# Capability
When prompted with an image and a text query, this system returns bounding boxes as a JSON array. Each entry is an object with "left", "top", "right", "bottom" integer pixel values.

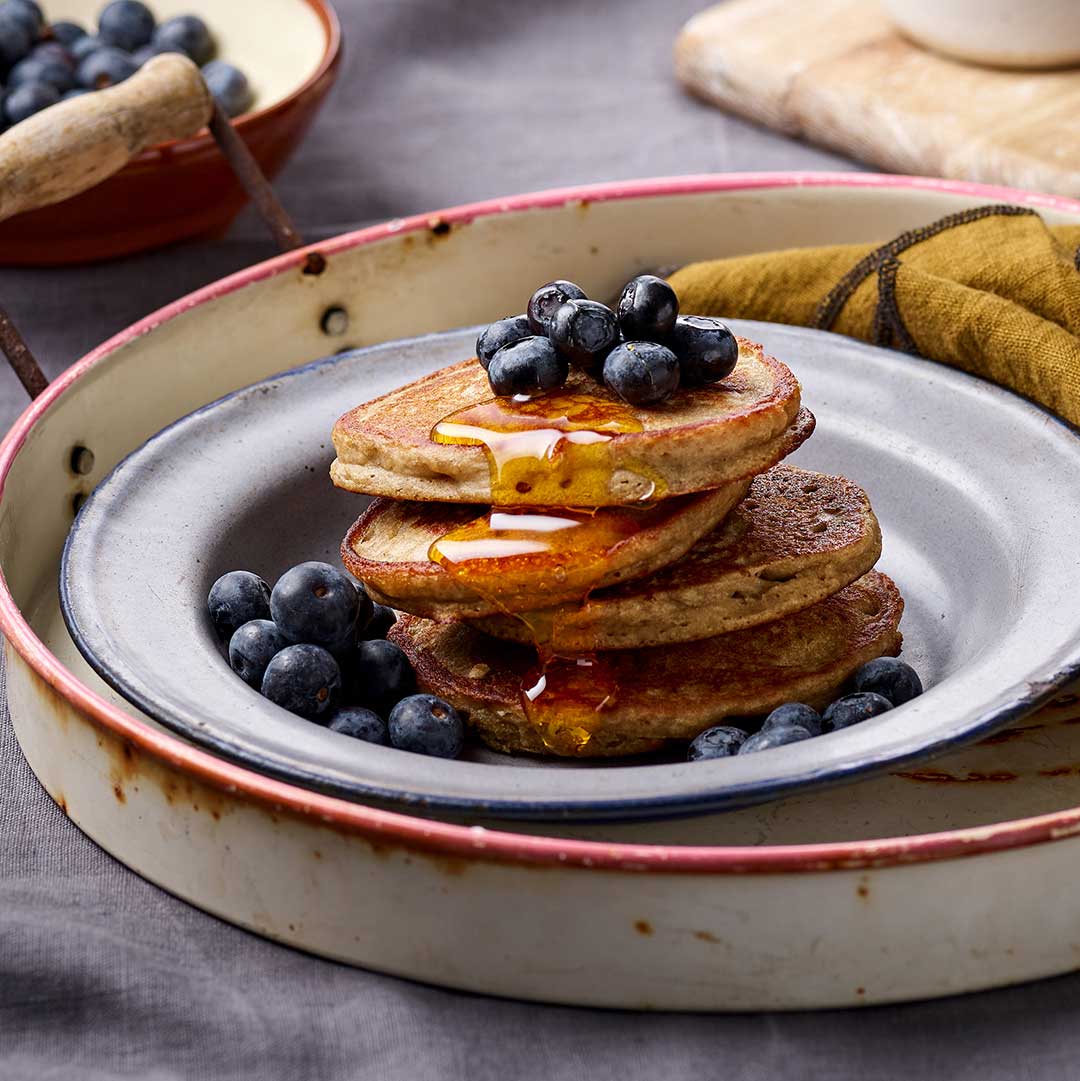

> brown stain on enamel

[
  {"left": 634, "top": 920, "right": 654, "bottom": 936},
  {"left": 857, "top": 876, "right": 871, "bottom": 900},
  {"left": 894, "top": 769, "right": 1019, "bottom": 783},
  {"left": 980, "top": 725, "right": 1044, "bottom": 745},
  {"left": 694, "top": 930, "right": 720, "bottom": 943}
]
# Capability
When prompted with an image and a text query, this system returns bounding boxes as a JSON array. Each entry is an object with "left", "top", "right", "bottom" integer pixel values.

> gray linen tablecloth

[{"left": 3, "top": 1, "right": 1079, "bottom": 1077}]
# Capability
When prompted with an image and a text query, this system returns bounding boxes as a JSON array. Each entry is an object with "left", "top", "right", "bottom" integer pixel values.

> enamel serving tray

[
  {"left": 58, "top": 323, "right": 1080, "bottom": 821},
  {"left": 5, "top": 173, "right": 1080, "bottom": 1009}
]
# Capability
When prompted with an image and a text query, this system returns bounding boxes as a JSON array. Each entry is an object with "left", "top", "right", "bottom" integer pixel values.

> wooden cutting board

[{"left": 675, "top": 0, "right": 1080, "bottom": 196}]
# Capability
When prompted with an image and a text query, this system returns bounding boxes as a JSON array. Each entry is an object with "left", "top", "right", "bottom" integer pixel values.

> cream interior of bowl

[{"left": 49, "top": 0, "right": 327, "bottom": 112}]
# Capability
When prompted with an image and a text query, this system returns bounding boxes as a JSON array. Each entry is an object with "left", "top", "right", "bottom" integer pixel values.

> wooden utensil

[{"left": 0, "top": 53, "right": 305, "bottom": 399}]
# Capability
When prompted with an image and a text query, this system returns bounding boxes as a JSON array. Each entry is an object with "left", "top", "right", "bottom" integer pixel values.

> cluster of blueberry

[
  {"left": 687, "top": 657, "right": 923, "bottom": 760},
  {"left": 0, "top": 0, "right": 251, "bottom": 129},
  {"left": 476, "top": 276, "right": 739, "bottom": 406},
  {"left": 208, "top": 563, "right": 465, "bottom": 760}
]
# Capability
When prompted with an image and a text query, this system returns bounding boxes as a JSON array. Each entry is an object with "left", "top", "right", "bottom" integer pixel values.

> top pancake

[{"left": 331, "top": 337, "right": 802, "bottom": 506}]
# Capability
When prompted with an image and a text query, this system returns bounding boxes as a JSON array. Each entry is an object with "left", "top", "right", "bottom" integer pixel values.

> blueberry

[
  {"left": 77, "top": 45, "right": 137, "bottom": 88},
  {"left": 98, "top": 0, "right": 155, "bottom": 51},
  {"left": 822, "top": 692, "right": 893, "bottom": 733},
  {"left": 207, "top": 570, "right": 272, "bottom": 642},
  {"left": 49, "top": 20, "right": 88, "bottom": 46},
  {"left": 761, "top": 702, "right": 823, "bottom": 737},
  {"left": 270, "top": 561, "right": 367, "bottom": 650},
  {"left": 487, "top": 336, "right": 568, "bottom": 397},
  {"left": 4, "top": 80, "right": 59, "bottom": 123},
  {"left": 0, "top": 14, "right": 34, "bottom": 72},
  {"left": 1, "top": 0, "right": 42, "bottom": 39},
  {"left": 34, "top": 41, "right": 75, "bottom": 65},
  {"left": 228, "top": 619, "right": 289, "bottom": 689},
  {"left": 131, "top": 42, "right": 163, "bottom": 65},
  {"left": 201, "top": 59, "right": 252, "bottom": 118},
  {"left": 670, "top": 315, "right": 739, "bottom": 386},
  {"left": 687, "top": 725, "right": 748, "bottom": 761},
  {"left": 363, "top": 603, "right": 397, "bottom": 641},
  {"left": 152, "top": 14, "right": 214, "bottom": 65},
  {"left": 526, "top": 279, "right": 587, "bottom": 336},
  {"left": 549, "top": 299, "right": 619, "bottom": 372},
  {"left": 388, "top": 694, "right": 465, "bottom": 759},
  {"left": 738, "top": 724, "right": 813, "bottom": 754},
  {"left": 70, "top": 34, "right": 104, "bottom": 62},
  {"left": 852, "top": 657, "right": 923, "bottom": 706},
  {"left": 344, "top": 639, "right": 416, "bottom": 715},
  {"left": 62, "top": 86, "right": 90, "bottom": 99},
  {"left": 616, "top": 274, "right": 679, "bottom": 340},
  {"left": 602, "top": 341, "right": 680, "bottom": 406},
  {"left": 261, "top": 644, "right": 342, "bottom": 721},
  {"left": 9, "top": 55, "right": 74, "bottom": 92},
  {"left": 328, "top": 705, "right": 389, "bottom": 746},
  {"left": 476, "top": 315, "right": 531, "bottom": 371}
]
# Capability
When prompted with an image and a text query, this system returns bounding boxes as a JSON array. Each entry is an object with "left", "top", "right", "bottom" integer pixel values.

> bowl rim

[
  {"left": 133, "top": 0, "right": 342, "bottom": 160},
  {"left": 4, "top": 169, "right": 1080, "bottom": 875}
]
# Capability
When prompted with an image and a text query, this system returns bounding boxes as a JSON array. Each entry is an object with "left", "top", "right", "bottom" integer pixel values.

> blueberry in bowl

[
  {"left": 97, "top": 0, "right": 155, "bottom": 51},
  {"left": 4, "top": 80, "right": 60, "bottom": 123},
  {"left": 687, "top": 725, "right": 748, "bottom": 761},
  {"left": 270, "top": 560, "right": 367, "bottom": 652},
  {"left": 388, "top": 694, "right": 465, "bottom": 759},
  {"left": 207, "top": 569, "right": 272, "bottom": 642},
  {"left": 822, "top": 692, "right": 893, "bottom": 733},
  {"left": 852, "top": 657, "right": 923, "bottom": 705},
  {"left": 228, "top": 618, "right": 289, "bottom": 688},
  {"left": 328, "top": 705, "right": 389, "bottom": 746},
  {"left": 261, "top": 643, "right": 342, "bottom": 721},
  {"left": 76, "top": 44, "right": 138, "bottom": 89},
  {"left": 201, "top": 59, "right": 252, "bottom": 118},
  {"left": 151, "top": 12, "right": 213, "bottom": 65}
]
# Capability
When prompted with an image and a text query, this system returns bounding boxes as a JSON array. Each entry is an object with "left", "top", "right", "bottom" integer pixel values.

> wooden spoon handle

[{"left": 0, "top": 53, "right": 213, "bottom": 225}]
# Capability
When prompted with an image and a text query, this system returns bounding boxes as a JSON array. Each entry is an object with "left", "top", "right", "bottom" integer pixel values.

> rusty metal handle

[{"left": 0, "top": 53, "right": 213, "bottom": 225}]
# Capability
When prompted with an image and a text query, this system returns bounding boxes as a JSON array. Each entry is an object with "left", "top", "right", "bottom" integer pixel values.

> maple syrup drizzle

[
  {"left": 431, "top": 391, "right": 645, "bottom": 507},
  {"left": 430, "top": 386, "right": 655, "bottom": 751},
  {"left": 521, "top": 654, "right": 620, "bottom": 754}
]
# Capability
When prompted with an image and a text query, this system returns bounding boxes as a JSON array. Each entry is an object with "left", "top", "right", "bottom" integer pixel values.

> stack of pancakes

[{"left": 330, "top": 337, "right": 903, "bottom": 757}]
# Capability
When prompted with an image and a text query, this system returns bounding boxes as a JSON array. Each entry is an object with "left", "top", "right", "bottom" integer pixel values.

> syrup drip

[
  {"left": 431, "top": 391, "right": 645, "bottom": 506},
  {"left": 428, "top": 503, "right": 676, "bottom": 604},
  {"left": 520, "top": 654, "right": 619, "bottom": 754},
  {"left": 430, "top": 385, "right": 656, "bottom": 751}
]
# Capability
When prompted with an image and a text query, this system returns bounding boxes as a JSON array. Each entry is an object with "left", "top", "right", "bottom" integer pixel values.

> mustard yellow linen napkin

[{"left": 668, "top": 205, "right": 1080, "bottom": 428}]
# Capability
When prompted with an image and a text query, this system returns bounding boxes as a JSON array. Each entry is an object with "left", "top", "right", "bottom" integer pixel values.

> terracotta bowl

[{"left": 0, "top": 0, "right": 341, "bottom": 265}]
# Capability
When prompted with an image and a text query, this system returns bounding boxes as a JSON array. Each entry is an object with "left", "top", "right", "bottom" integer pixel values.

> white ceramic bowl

[{"left": 881, "top": 0, "right": 1080, "bottom": 69}]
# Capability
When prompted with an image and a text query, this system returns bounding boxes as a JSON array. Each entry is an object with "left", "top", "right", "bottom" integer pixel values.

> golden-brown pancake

[
  {"left": 331, "top": 338, "right": 805, "bottom": 506},
  {"left": 388, "top": 571, "right": 904, "bottom": 758},
  {"left": 341, "top": 480, "right": 750, "bottom": 619},
  {"left": 473, "top": 466, "right": 882, "bottom": 650}
]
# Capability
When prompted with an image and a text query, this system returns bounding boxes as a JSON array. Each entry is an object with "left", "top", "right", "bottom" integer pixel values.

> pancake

[
  {"left": 473, "top": 466, "right": 883, "bottom": 650},
  {"left": 389, "top": 571, "right": 904, "bottom": 758},
  {"left": 341, "top": 480, "right": 750, "bottom": 619},
  {"left": 331, "top": 337, "right": 804, "bottom": 506}
]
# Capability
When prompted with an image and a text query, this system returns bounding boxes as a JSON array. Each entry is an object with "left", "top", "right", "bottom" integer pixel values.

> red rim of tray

[{"left": 3, "top": 170, "right": 1080, "bottom": 875}]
